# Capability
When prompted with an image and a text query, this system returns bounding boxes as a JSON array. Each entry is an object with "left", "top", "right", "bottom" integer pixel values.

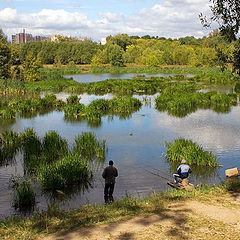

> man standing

[
  {"left": 173, "top": 158, "right": 192, "bottom": 184},
  {"left": 102, "top": 160, "right": 118, "bottom": 203}
]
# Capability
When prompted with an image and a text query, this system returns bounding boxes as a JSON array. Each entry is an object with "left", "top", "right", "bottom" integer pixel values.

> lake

[
  {"left": 0, "top": 92, "right": 240, "bottom": 219},
  {"left": 64, "top": 73, "right": 195, "bottom": 83}
]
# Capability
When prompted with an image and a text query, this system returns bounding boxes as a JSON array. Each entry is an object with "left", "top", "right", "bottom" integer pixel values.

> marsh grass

[
  {"left": 0, "top": 108, "right": 16, "bottom": 119},
  {"left": 166, "top": 138, "right": 221, "bottom": 167},
  {"left": 73, "top": 132, "right": 106, "bottom": 160},
  {"left": 64, "top": 96, "right": 142, "bottom": 122},
  {"left": 41, "top": 131, "right": 69, "bottom": 163},
  {"left": 64, "top": 103, "right": 86, "bottom": 118},
  {"left": 12, "top": 177, "right": 36, "bottom": 209},
  {"left": 66, "top": 95, "right": 80, "bottom": 105},
  {"left": 21, "top": 129, "right": 42, "bottom": 173},
  {"left": 155, "top": 91, "right": 237, "bottom": 118},
  {"left": 0, "top": 131, "right": 21, "bottom": 165},
  {"left": 39, "top": 154, "right": 93, "bottom": 191}
]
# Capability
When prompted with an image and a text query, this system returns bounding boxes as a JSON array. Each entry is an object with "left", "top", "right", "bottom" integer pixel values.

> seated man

[{"left": 173, "top": 158, "right": 192, "bottom": 184}]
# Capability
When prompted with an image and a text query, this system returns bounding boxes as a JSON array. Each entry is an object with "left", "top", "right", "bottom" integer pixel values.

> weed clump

[
  {"left": 73, "top": 132, "right": 106, "bottom": 160},
  {"left": 12, "top": 177, "right": 36, "bottom": 209},
  {"left": 39, "top": 154, "right": 93, "bottom": 191},
  {"left": 166, "top": 138, "right": 221, "bottom": 167}
]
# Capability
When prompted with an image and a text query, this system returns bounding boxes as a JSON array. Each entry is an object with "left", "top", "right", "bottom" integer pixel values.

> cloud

[{"left": 0, "top": 0, "right": 214, "bottom": 40}]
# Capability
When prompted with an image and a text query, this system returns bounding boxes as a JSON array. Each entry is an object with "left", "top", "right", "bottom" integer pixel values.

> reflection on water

[
  {"left": 0, "top": 92, "right": 240, "bottom": 218},
  {"left": 64, "top": 73, "right": 195, "bottom": 83}
]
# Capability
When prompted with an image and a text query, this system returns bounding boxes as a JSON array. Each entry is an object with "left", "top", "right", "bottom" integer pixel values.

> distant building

[
  {"left": 101, "top": 38, "right": 106, "bottom": 45},
  {"left": 12, "top": 29, "right": 47, "bottom": 44},
  {"left": 50, "top": 35, "right": 60, "bottom": 42}
]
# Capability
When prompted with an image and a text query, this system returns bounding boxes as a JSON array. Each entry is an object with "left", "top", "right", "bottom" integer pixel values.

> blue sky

[{"left": 0, "top": 0, "right": 214, "bottom": 41}]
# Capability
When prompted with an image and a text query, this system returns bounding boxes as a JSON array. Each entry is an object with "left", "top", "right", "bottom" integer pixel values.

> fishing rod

[{"left": 143, "top": 167, "right": 172, "bottom": 182}]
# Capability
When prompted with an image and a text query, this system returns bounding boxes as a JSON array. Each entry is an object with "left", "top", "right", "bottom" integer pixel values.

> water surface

[
  {"left": 0, "top": 93, "right": 240, "bottom": 219},
  {"left": 64, "top": 73, "right": 195, "bottom": 83}
]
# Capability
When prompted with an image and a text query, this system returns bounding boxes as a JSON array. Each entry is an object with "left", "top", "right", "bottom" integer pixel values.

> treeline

[
  {"left": 92, "top": 31, "right": 238, "bottom": 69},
  {"left": 1, "top": 29, "right": 240, "bottom": 82},
  {"left": 11, "top": 41, "right": 101, "bottom": 65},
  {"left": 12, "top": 31, "right": 239, "bottom": 70}
]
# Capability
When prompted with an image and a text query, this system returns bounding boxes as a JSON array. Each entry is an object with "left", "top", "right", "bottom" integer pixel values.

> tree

[
  {"left": 209, "top": 0, "right": 240, "bottom": 42},
  {"left": 0, "top": 42, "right": 11, "bottom": 79},
  {"left": 106, "top": 34, "right": 133, "bottom": 51},
  {"left": 0, "top": 29, "right": 11, "bottom": 79},
  {"left": 108, "top": 44, "right": 124, "bottom": 67},
  {"left": 233, "top": 40, "right": 240, "bottom": 75},
  {"left": 23, "top": 52, "right": 42, "bottom": 82}
]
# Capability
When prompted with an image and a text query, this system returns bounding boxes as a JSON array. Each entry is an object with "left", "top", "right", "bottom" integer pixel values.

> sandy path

[{"left": 42, "top": 199, "right": 240, "bottom": 240}]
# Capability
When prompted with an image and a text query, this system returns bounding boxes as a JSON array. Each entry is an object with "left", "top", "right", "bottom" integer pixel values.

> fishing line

[{"left": 142, "top": 168, "right": 172, "bottom": 182}]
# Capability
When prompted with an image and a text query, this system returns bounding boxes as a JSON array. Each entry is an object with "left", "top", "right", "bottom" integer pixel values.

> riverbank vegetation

[
  {"left": 0, "top": 180, "right": 239, "bottom": 240},
  {"left": 0, "top": 129, "right": 106, "bottom": 208},
  {"left": 166, "top": 138, "right": 221, "bottom": 167},
  {"left": 155, "top": 91, "right": 237, "bottom": 117}
]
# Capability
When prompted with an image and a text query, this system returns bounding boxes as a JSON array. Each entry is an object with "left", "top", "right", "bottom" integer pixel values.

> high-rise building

[{"left": 12, "top": 29, "right": 46, "bottom": 44}]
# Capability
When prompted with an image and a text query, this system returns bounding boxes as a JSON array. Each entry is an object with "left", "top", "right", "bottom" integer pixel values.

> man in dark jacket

[
  {"left": 173, "top": 158, "right": 192, "bottom": 183},
  {"left": 102, "top": 160, "right": 118, "bottom": 203}
]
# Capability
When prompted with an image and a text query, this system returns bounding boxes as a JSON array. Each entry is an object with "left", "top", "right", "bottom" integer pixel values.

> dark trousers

[{"left": 104, "top": 183, "right": 115, "bottom": 197}]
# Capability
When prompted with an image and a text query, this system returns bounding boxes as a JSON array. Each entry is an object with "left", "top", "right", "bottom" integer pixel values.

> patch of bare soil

[{"left": 42, "top": 197, "right": 240, "bottom": 240}]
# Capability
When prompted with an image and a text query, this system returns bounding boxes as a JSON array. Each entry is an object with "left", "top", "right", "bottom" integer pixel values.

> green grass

[
  {"left": 166, "top": 138, "right": 221, "bottom": 167},
  {"left": 0, "top": 181, "right": 239, "bottom": 240},
  {"left": 64, "top": 96, "right": 142, "bottom": 122},
  {"left": 41, "top": 131, "right": 69, "bottom": 164},
  {"left": 12, "top": 177, "right": 36, "bottom": 209},
  {"left": 73, "top": 132, "right": 106, "bottom": 160},
  {"left": 39, "top": 154, "right": 93, "bottom": 191},
  {"left": 155, "top": 91, "right": 237, "bottom": 118}
]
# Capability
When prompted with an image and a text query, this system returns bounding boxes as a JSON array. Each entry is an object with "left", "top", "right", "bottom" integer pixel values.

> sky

[{"left": 0, "top": 0, "right": 216, "bottom": 41}]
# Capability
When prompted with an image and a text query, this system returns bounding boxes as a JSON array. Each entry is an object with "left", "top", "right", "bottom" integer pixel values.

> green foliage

[
  {"left": 22, "top": 52, "right": 42, "bottom": 82},
  {"left": 20, "top": 41, "right": 100, "bottom": 65},
  {"left": 109, "top": 96, "right": 142, "bottom": 114},
  {"left": 39, "top": 154, "right": 92, "bottom": 191},
  {"left": 64, "top": 103, "right": 86, "bottom": 118},
  {"left": 41, "top": 131, "right": 69, "bottom": 163},
  {"left": 209, "top": 0, "right": 239, "bottom": 41},
  {"left": 210, "top": 93, "right": 232, "bottom": 105},
  {"left": 73, "top": 132, "right": 106, "bottom": 160},
  {"left": 12, "top": 177, "right": 35, "bottom": 209},
  {"left": 234, "top": 82, "right": 240, "bottom": 93},
  {"left": 0, "top": 107, "right": 16, "bottom": 119},
  {"left": 166, "top": 138, "right": 221, "bottom": 167},
  {"left": 21, "top": 129, "right": 41, "bottom": 172},
  {"left": 0, "top": 41, "right": 11, "bottom": 79},
  {"left": 66, "top": 95, "right": 80, "bottom": 105},
  {"left": 106, "top": 34, "right": 133, "bottom": 51},
  {"left": 64, "top": 97, "right": 142, "bottom": 122},
  {"left": 155, "top": 90, "right": 236, "bottom": 118},
  {"left": 0, "top": 130, "right": 21, "bottom": 164},
  {"left": 107, "top": 44, "right": 124, "bottom": 67},
  {"left": 232, "top": 40, "right": 240, "bottom": 75}
]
